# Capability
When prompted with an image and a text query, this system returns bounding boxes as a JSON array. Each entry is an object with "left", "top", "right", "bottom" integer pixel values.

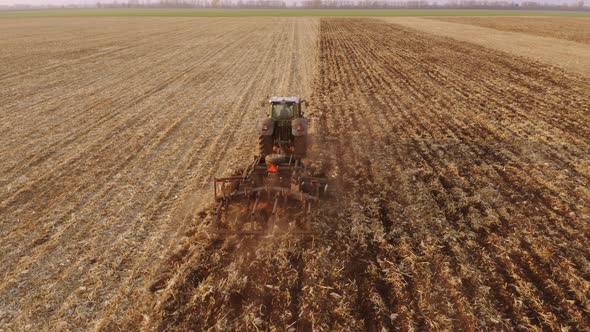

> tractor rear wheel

[
  {"left": 294, "top": 136, "right": 306, "bottom": 158},
  {"left": 259, "top": 135, "right": 273, "bottom": 157}
]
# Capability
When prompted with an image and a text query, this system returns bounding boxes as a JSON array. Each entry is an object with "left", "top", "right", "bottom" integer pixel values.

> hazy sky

[{"left": 0, "top": 0, "right": 105, "bottom": 5}]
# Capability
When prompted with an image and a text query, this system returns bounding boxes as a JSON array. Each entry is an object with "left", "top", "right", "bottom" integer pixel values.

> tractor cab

[
  {"left": 258, "top": 96, "right": 308, "bottom": 158},
  {"left": 268, "top": 96, "right": 302, "bottom": 121}
]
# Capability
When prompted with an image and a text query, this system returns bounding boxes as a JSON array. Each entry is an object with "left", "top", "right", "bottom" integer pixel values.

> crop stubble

[
  {"left": 0, "top": 17, "right": 589, "bottom": 331},
  {"left": 432, "top": 16, "right": 590, "bottom": 44},
  {"left": 0, "top": 17, "right": 317, "bottom": 331}
]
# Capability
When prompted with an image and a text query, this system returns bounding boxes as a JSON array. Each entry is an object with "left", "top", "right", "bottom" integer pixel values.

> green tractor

[
  {"left": 257, "top": 96, "right": 307, "bottom": 159},
  {"left": 210, "top": 96, "right": 327, "bottom": 235}
]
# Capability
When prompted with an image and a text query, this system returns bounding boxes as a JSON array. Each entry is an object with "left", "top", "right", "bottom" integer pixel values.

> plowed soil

[
  {"left": 303, "top": 18, "right": 590, "bottom": 331},
  {"left": 1, "top": 17, "right": 589, "bottom": 331}
]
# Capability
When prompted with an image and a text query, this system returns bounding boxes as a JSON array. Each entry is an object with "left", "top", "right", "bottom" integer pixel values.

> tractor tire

[
  {"left": 259, "top": 135, "right": 273, "bottom": 157},
  {"left": 294, "top": 136, "right": 307, "bottom": 158}
]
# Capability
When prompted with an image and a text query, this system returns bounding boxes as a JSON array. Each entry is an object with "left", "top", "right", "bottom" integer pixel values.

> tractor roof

[{"left": 269, "top": 96, "right": 300, "bottom": 103}]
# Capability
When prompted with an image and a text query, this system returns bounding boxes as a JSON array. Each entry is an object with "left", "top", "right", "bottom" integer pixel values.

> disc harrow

[{"left": 211, "top": 154, "right": 327, "bottom": 236}]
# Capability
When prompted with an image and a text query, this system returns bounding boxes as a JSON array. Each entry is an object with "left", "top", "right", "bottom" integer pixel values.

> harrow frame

[{"left": 210, "top": 155, "right": 327, "bottom": 236}]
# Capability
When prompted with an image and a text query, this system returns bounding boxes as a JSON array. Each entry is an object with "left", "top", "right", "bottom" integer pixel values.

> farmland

[
  {"left": 1, "top": 15, "right": 590, "bottom": 331},
  {"left": 434, "top": 16, "right": 590, "bottom": 44}
]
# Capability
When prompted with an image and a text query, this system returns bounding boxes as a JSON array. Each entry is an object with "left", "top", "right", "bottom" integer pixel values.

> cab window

[{"left": 272, "top": 103, "right": 294, "bottom": 119}]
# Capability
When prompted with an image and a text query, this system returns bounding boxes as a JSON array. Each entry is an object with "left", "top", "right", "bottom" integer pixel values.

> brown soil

[{"left": 302, "top": 18, "right": 590, "bottom": 331}]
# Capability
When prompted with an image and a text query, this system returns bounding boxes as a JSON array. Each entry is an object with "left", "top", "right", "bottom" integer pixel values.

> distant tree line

[
  {"left": 1, "top": 0, "right": 586, "bottom": 9},
  {"left": 3, "top": 0, "right": 584, "bottom": 9},
  {"left": 94, "top": 0, "right": 587, "bottom": 8},
  {"left": 97, "top": 0, "right": 288, "bottom": 7}
]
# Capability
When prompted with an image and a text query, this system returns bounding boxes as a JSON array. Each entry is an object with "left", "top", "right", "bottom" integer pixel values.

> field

[
  {"left": 434, "top": 16, "right": 590, "bottom": 44},
  {"left": 0, "top": 15, "right": 589, "bottom": 331}
]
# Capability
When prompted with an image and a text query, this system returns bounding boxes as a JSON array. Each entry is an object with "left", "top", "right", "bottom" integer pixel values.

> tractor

[
  {"left": 210, "top": 96, "right": 327, "bottom": 235},
  {"left": 258, "top": 96, "right": 308, "bottom": 159}
]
